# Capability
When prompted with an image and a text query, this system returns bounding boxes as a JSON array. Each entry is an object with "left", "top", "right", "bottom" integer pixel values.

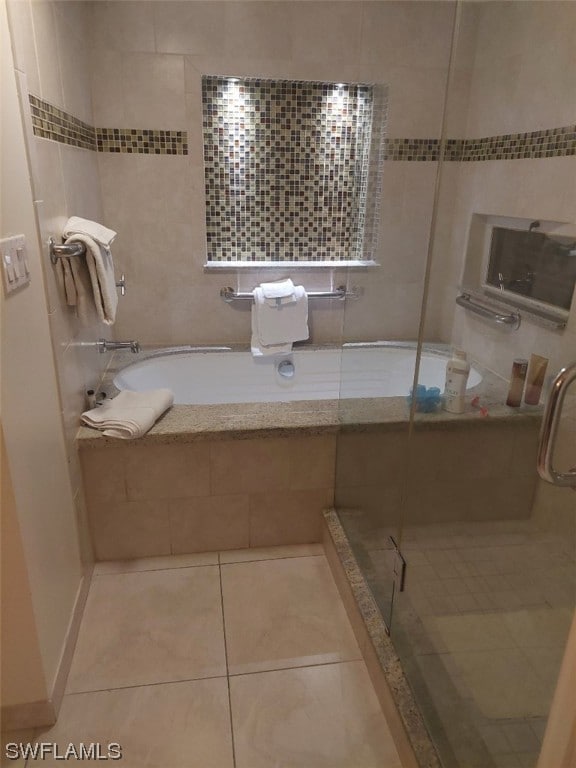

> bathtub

[{"left": 113, "top": 343, "right": 482, "bottom": 406}]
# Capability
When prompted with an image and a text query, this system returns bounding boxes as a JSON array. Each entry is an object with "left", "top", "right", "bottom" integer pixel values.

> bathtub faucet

[{"left": 98, "top": 338, "right": 141, "bottom": 354}]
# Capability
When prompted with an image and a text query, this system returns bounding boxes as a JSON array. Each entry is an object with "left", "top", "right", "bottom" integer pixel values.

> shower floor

[{"left": 339, "top": 512, "right": 575, "bottom": 768}]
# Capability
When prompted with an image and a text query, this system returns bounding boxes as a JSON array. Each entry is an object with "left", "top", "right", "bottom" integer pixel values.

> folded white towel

[
  {"left": 251, "top": 284, "right": 309, "bottom": 356},
  {"left": 64, "top": 232, "right": 118, "bottom": 325},
  {"left": 63, "top": 216, "right": 117, "bottom": 247},
  {"left": 260, "top": 279, "right": 295, "bottom": 299},
  {"left": 260, "top": 278, "right": 296, "bottom": 306},
  {"left": 81, "top": 389, "right": 174, "bottom": 439}
]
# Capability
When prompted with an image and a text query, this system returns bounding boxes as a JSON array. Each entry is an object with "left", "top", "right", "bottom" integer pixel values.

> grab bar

[
  {"left": 456, "top": 293, "right": 521, "bottom": 329},
  {"left": 49, "top": 237, "right": 127, "bottom": 294},
  {"left": 220, "top": 285, "right": 353, "bottom": 303},
  {"left": 537, "top": 361, "right": 576, "bottom": 487}
]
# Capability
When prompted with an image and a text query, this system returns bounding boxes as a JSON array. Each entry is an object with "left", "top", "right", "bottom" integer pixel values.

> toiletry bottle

[
  {"left": 506, "top": 358, "right": 528, "bottom": 407},
  {"left": 524, "top": 354, "right": 549, "bottom": 405},
  {"left": 443, "top": 349, "right": 470, "bottom": 414}
]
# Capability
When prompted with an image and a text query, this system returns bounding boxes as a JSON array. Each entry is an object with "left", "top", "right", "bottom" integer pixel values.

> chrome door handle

[{"left": 537, "top": 362, "right": 576, "bottom": 487}]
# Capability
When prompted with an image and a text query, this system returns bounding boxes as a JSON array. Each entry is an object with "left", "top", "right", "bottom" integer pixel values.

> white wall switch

[{"left": 1, "top": 235, "right": 31, "bottom": 294}]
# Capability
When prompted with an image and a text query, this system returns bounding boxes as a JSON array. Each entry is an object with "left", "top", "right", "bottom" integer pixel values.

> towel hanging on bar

[{"left": 61, "top": 217, "right": 119, "bottom": 325}]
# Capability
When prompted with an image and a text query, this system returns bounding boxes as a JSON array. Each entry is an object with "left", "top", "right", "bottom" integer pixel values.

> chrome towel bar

[
  {"left": 456, "top": 293, "right": 521, "bottom": 329},
  {"left": 220, "top": 285, "right": 353, "bottom": 303},
  {"left": 48, "top": 237, "right": 126, "bottom": 294},
  {"left": 49, "top": 237, "right": 85, "bottom": 264}
]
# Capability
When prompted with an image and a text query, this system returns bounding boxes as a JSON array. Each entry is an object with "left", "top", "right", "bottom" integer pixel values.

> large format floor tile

[
  {"left": 221, "top": 555, "right": 361, "bottom": 675},
  {"left": 33, "top": 679, "right": 234, "bottom": 768},
  {"left": 230, "top": 661, "right": 402, "bottom": 768},
  {"left": 67, "top": 566, "right": 226, "bottom": 692}
]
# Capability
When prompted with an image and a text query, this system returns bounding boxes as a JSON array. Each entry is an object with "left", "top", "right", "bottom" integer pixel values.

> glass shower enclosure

[{"left": 335, "top": 2, "right": 576, "bottom": 767}]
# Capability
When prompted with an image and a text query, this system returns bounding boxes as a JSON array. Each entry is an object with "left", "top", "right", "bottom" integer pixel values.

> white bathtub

[{"left": 113, "top": 344, "right": 482, "bottom": 406}]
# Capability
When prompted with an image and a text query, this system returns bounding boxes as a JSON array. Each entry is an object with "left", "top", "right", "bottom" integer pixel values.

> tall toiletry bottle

[{"left": 443, "top": 349, "right": 470, "bottom": 414}]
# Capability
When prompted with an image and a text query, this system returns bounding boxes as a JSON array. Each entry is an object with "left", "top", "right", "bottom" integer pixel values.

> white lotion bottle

[{"left": 443, "top": 349, "right": 470, "bottom": 414}]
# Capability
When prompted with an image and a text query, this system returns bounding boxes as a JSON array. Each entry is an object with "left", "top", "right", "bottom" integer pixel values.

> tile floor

[
  {"left": 2, "top": 544, "right": 403, "bottom": 768},
  {"left": 340, "top": 512, "right": 575, "bottom": 768}
]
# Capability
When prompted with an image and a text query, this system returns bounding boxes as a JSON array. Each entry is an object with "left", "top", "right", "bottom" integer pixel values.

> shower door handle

[{"left": 537, "top": 361, "right": 576, "bottom": 487}]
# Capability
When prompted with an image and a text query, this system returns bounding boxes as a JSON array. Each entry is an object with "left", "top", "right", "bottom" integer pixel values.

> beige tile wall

[
  {"left": 90, "top": 0, "right": 456, "bottom": 346},
  {"left": 335, "top": 421, "right": 540, "bottom": 527},
  {"left": 426, "top": 1, "right": 576, "bottom": 380},
  {"left": 80, "top": 435, "right": 337, "bottom": 560}
]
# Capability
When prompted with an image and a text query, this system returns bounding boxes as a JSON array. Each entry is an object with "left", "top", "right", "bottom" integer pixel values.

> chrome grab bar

[
  {"left": 537, "top": 361, "right": 576, "bottom": 487},
  {"left": 220, "top": 285, "right": 353, "bottom": 303},
  {"left": 456, "top": 293, "right": 521, "bottom": 329}
]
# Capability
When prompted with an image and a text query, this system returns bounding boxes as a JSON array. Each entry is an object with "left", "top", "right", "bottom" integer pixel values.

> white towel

[
  {"left": 251, "top": 284, "right": 309, "bottom": 357},
  {"left": 260, "top": 279, "right": 295, "bottom": 299},
  {"left": 260, "top": 278, "right": 296, "bottom": 306},
  {"left": 58, "top": 253, "right": 96, "bottom": 324},
  {"left": 63, "top": 216, "right": 117, "bottom": 247},
  {"left": 63, "top": 232, "right": 118, "bottom": 325},
  {"left": 81, "top": 389, "right": 174, "bottom": 440}
]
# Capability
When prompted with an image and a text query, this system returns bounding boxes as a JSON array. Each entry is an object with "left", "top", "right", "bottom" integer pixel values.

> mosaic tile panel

[
  {"left": 96, "top": 128, "right": 188, "bottom": 155},
  {"left": 29, "top": 94, "right": 96, "bottom": 151},
  {"left": 202, "top": 76, "right": 385, "bottom": 263}
]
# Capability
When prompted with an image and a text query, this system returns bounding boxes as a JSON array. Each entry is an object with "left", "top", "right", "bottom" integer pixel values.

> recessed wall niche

[{"left": 201, "top": 75, "right": 387, "bottom": 265}]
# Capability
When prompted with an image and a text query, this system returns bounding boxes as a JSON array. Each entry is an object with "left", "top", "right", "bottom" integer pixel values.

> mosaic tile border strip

[
  {"left": 323, "top": 509, "right": 441, "bottom": 768},
  {"left": 28, "top": 95, "right": 188, "bottom": 155},
  {"left": 383, "top": 125, "right": 575, "bottom": 162},
  {"left": 29, "top": 94, "right": 96, "bottom": 151},
  {"left": 96, "top": 128, "right": 188, "bottom": 155},
  {"left": 449, "top": 124, "right": 575, "bottom": 161},
  {"left": 383, "top": 138, "right": 440, "bottom": 162}
]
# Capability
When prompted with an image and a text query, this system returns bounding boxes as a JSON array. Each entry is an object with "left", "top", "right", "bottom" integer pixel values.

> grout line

[
  {"left": 227, "top": 657, "right": 365, "bottom": 679},
  {"left": 93, "top": 561, "right": 220, "bottom": 576},
  {"left": 219, "top": 552, "right": 324, "bottom": 567},
  {"left": 218, "top": 557, "right": 237, "bottom": 768},
  {"left": 65, "top": 673, "right": 229, "bottom": 697}
]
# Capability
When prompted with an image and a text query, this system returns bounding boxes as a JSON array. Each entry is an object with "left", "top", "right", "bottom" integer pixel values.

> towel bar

[
  {"left": 49, "top": 237, "right": 86, "bottom": 264},
  {"left": 220, "top": 285, "right": 353, "bottom": 303},
  {"left": 48, "top": 237, "right": 126, "bottom": 294}
]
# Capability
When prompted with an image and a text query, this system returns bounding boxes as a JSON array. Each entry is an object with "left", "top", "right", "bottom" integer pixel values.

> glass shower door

[{"left": 335, "top": 1, "right": 576, "bottom": 766}]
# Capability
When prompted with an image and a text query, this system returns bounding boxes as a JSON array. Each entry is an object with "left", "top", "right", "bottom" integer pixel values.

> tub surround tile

[
  {"left": 89, "top": 499, "right": 171, "bottom": 562},
  {"left": 248, "top": 488, "right": 333, "bottom": 548},
  {"left": 169, "top": 495, "right": 250, "bottom": 554},
  {"left": 124, "top": 443, "right": 210, "bottom": 501},
  {"left": 210, "top": 438, "right": 292, "bottom": 496},
  {"left": 221, "top": 555, "right": 361, "bottom": 676},
  {"left": 34, "top": 679, "right": 233, "bottom": 768},
  {"left": 230, "top": 662, "right": 402, "bottom": 768},
  {"left": 67, "top": 566, "right": 226, "bottom": 693}
]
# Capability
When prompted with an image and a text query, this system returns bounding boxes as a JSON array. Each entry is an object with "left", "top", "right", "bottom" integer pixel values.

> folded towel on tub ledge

[
  {"left": 81, "top": 389, "right": 174, "bottom": 439},
  {"left": 251, "top": 284, "right": 309, "bottom": 357}
]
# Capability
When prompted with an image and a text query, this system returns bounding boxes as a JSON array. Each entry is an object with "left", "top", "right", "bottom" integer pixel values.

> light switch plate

[{"left": 1, "top": 235, "right": 30, "bottom": 294}]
